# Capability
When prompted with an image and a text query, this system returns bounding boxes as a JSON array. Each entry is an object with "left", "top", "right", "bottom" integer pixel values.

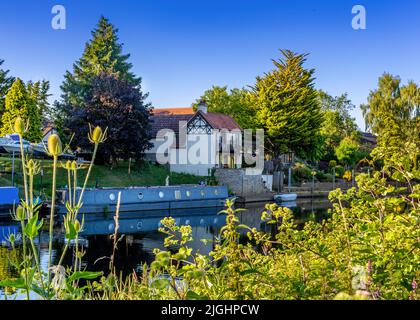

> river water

[{"left": 0, "top": 198, "right": 330, "bottom": 299}]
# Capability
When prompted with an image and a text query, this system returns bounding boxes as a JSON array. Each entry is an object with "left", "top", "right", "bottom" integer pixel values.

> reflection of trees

[{"left": 0, "top": 246, "right": 21, "bottom": 282}]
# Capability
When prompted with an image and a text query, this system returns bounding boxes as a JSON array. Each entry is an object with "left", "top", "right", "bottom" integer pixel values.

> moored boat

[
  {"left": 0, "top": 187, "right": 20, "bottom": 215},
  {"left": 273, "top": 193, "right": 298, "bottom": 202},
  {"left": 54, "top": 185, "right": 230, "bottom": 214}
]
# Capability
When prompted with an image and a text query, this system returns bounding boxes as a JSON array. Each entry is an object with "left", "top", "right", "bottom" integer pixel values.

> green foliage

[
  {"left": 57, "top": 16, "right": 141, "bottom": 132},
  {"left": 0, "top": 59, "right": 15, "bottom": 120},
  {"left": 0, "top": 78, "right": 42, "bottom": 142},
  {"left": 360, "top": 74, "right": 419, "bottom": 165},
  {"left": 27, "top": 80, "right": 51, "bottom": 124},
  {"left": 66, "top": 73, "right": 152, "bottom": 164},
  {"left": 318, "top": 90, "right": 359, "bottom": 161},
  {"left": 252, "top": 50, "right": 324, "bottom": 160},
  {"left": 335, "top": 137, "right": 363, "bottom": 168},
  {"left": 192, "top": 86, "right": 257, "bottom": 129}
]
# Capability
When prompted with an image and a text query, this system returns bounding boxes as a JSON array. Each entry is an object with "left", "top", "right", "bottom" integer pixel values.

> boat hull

[{"left": 55, "top": 185, "right": 229, "bottom": 214}]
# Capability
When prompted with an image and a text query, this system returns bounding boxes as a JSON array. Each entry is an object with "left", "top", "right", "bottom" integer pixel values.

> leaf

[
  {"left": 151, "top": 278, "right": 170, "bottom": 290},
  {"left": 0, "top": 278, "right": 26, "bottom": 289},
  {"left": 186, "top": 290, "right": 210, "bottom": 300},
  {"left": 67, "top": 271, "right": 103, "bottom": 283}
]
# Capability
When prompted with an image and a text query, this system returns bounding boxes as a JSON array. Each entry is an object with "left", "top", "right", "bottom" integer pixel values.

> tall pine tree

[
  {"left": 0, "top": 59, "right": 15, "bottom": 121},
  {"left": 252, "top": 50, "right": 323, "bottom": 160},
  {"left": 58, "top": 17, "right": 140, "bottom": 114},
  {"left": 0, "top": 78, "right": 42, "bottom": 142}
]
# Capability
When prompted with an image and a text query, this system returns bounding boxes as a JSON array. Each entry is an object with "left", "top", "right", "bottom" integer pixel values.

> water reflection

[{"left": 0, "top": 198, "right": 331, "bottom": 298}]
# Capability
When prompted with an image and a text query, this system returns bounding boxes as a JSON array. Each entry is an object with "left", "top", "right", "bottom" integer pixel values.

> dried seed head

[
  {"left": 71, "top": 160, "right": 78, "bottom": 171},
  {"left": 47, "top": 134, "right": 63, "bottom": 157}
]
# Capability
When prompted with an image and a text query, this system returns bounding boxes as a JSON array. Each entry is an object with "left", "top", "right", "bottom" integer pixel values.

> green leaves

[{"left": 23, "top": 212, "right": 43, "bottom": 239}]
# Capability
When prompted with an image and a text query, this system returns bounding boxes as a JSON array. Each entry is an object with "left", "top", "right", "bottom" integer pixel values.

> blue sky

[{"left": 0, "top": 0, "right": 419, "bottom": 129}]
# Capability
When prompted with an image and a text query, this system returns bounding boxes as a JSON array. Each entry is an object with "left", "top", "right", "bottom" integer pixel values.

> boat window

[
  {"left": 186, "top": 191, "right": 191, "bottom": 197},
  {"left": 159, "top": 191, "right": 165, "bottom": 198},
  {"left": 175, "top": 190, "right": 181, "bottom": 200},
  {"left": 214, "top": 189, "right": 219, "bottom": 195},
  {"left": 109, "top": 193, "right": 116, "bottom": 201},
  {"left": 201, "top": 190, "right": 205, "bottom": 197},
  {"left": 138, "top": 192, "right": 144, "bottom": 200}
]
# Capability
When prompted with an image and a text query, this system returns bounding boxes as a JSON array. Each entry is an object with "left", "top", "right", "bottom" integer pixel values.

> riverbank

[{"left": 0, "top": 157, "right": 201, "bottom": 198}]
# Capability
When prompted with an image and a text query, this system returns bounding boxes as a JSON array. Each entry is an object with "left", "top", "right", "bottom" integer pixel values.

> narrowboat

[
  {"left": 0, "top": 187, "right": 19, "bottom": 217},
  {"left": 55, "top": 185, "right": 230, "bottom": 215}
]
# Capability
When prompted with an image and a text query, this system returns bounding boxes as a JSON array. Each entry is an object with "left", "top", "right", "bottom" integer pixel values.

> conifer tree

[
  {"left": 0, "top": 78, "right": 42, "bottom": 142},
  {"left": 0, "top": 59, "right": 15, "bottom": 119},
  {"left": 252, "top": 50, "right": 323, "bottom": 160},
  {"left": 58, "top": 17, "right": 140, "bottom": 115}
]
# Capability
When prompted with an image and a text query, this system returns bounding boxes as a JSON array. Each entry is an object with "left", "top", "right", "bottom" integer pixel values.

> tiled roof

[
  {"left": 150, "top": 108, "right": 242, "bottom": 139},
  {"left": 150, "top": 114, "right": 192, "bottom": 137},
  {"left": 153, "top": 107, "right": 194, "bottom": 115},
  {"left": 199, "top": 111, "right": 242, "bottom": 131}
]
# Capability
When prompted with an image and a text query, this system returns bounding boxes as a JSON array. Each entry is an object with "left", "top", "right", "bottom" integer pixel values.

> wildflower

[
  {"left": 88, "top": 124, "right": 108, "bottom": 144},
  {"left": 46, "top": 134, "right": 63, "bottom": 157},
  {"left": 13, "top": 117, "right": 27, "bottom": 135},
  {"left": 15, "top": 205, "right": 26, "bottom": 221}
]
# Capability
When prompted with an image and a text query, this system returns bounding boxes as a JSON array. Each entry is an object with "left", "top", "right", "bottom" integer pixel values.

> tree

[
  {"left": 192, "top": 86, "right": 257, "bottom": 129},
  {"left": 66, "top": 73, "right": 152, "bottom": 165},
  {"left": 57, "top": 16, "right": 140, "bottom": 130},
  {"left": 0, "top": 59, "right": 14, "bottom": 121},
  {"left": 361, "top": 73, "right": 419, "bottom": 134},
  {"left": 318, "top": 90, "right": 359, "bottom": 161},
  {"left": 335, "top": 137, "right": 362, "bottom": 168},
  {"left": 360, "top": 73, "right": 419, "bottom": 164},
  {"left": 0, "top": 78, "right": 42, "bottom": 142},
  {"left": 27, "top": 80, "right": 51, "bottom": 124},
  {"left": 252, "top": 50, "right": 323, "bottom": 160}
]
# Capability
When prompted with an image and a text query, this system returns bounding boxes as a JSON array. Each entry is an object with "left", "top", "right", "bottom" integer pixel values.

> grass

[{"left": 0, "top": 156, "right": 201, "bottom": 199}]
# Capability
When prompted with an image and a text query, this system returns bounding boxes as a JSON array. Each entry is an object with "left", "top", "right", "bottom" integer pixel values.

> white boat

[
  {"left": 29, "top": 142, "right": 47, "bottom": 156},
  {"left": 274, "top": 193, "right": 298, "bottom": 202},
  {"left": 0, "top": 134, "right": 30, "bottom": 154}
]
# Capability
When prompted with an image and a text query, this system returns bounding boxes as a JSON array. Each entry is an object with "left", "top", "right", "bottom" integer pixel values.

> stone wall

[{"left": 214, "top": 168, "right": 270, "bottom": 197}]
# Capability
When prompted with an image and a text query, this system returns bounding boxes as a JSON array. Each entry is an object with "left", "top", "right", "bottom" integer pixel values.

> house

[
  {"left": 42, "top": 125, "right": 58, "bottom": 144},
  {"left": 146, "top": 101, "right": 243, "bottom": 176}
]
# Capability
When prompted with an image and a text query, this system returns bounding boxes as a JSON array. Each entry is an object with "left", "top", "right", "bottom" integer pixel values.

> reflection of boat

[
  {"left": 55, "top": 185, "right": 229, "bottom": 214},
  {"left": 0, "top": 224, "right": 20, "bottom": 244},
  {"left": 77, "top": 208, "right": 225, "bottom": 236},
  {"left": 274, "top": 193, "right": 298, "bottom": 202}
]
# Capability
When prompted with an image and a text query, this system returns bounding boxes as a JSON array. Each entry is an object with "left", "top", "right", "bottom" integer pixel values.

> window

[
  {"left": 138, "top": 193, "right": 144, "bottom": 200},
  {"left": 186, "top": 191, "right": 191, "bottom": 197},
  {"left": 109, "top": 193, "right": 116, "bottom": 201},
  {"left": 175, "top": 190, "right": 181, "bottom": 200},
  {"left": 200, "top": 190, "right": 205, "bottom": 197},
  {"left": 159, "top": 191, "right": 165, "bottom": 198}
]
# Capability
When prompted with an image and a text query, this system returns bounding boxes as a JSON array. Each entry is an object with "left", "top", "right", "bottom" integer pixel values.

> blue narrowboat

[
  {"left": 0, "top": 187, "right": 20, "bottom": 217},
  {"left": 55, "top": 185, "right": 230, "bottom": 215}
]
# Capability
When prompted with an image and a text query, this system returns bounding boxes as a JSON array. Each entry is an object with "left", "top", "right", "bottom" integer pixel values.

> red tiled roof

[
  {"left": 199, "top": 111, "right": 242, "bottom": 130},
  {"left": 153, "top": 107, "right": 194, "bottom": 115},
  {"left": 149, "top": 108, "right": 242, "bottom": 139},
  {"left": 150, "top": 114, "right": 192, "bottom": 137}
]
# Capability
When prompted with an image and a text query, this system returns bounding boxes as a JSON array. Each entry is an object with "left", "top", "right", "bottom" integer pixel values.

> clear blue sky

[{"left": 0, "top": 0, "right": 419, "bottom": 129}]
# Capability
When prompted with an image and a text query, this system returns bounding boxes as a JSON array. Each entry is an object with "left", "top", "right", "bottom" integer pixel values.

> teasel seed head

[{"left": 47, "top": 134, "right": 63, "bottom": 157}]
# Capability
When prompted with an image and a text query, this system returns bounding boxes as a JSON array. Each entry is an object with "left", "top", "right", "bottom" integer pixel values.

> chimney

[{"left": 197, "top": 99, "right": 208, "bottom": 114}]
